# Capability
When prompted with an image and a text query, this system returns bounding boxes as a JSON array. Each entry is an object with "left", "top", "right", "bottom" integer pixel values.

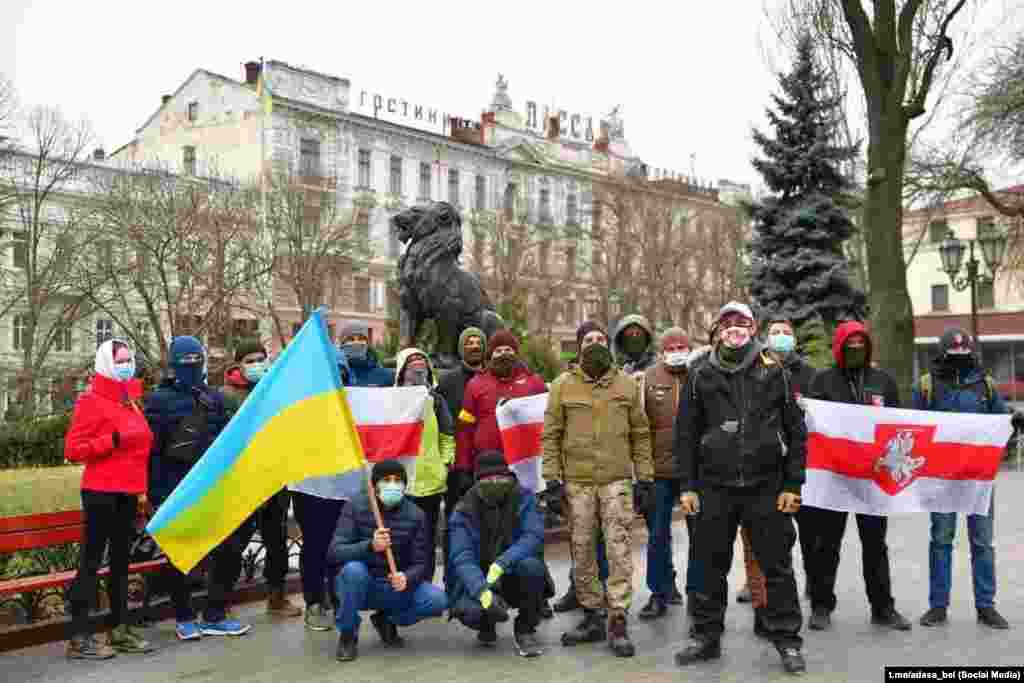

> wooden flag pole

[{"left": 365, "top": 464, "right": 399, "bottom": 576}]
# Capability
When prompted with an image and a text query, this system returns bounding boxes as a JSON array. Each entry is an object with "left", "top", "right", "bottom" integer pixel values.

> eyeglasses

[{"left": 720, "top": 317, "right": 753, "bottom": 329}]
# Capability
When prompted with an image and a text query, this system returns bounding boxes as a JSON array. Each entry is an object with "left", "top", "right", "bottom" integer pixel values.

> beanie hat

[
  {"left": 475, "top": 450, "right": 512, "bottom": 480},
  {"left": 234, "top": 338, "right": 266, "bottom": 362},
  {"left": 659, "top": 326, "right": 690, "bottom": 351},
  {"left": 576, "top": 320, "right": 608, "bottom": 350},
  {"left": 339, "top": 321, "right": 370, "bottom": 342},
  {"left": 487, "top": 329, "right": 519, "bottom": 358},
  {"left": 459, "top": 327, "right": 487, "bottom": 359},
  {"left": 371, "top": 460, "right": 407, "bottom": 486},
  {"left": 717, "top": 301, "right": 754, "bottom": 324}
]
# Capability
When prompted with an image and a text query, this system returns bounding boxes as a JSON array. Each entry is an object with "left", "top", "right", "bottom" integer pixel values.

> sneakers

[
  {"left": 553, "top": 585, "right": 580, "bottom": 613},
  {"left": 199, "top": 617, "right": 251, "bottom": 636},
  {"left": 370, "top": 611, "right": 405, "bottom": 647},
  {"left": 477, "top": 621, "right": 498, "bottom": 647},
  {"left": 674, "top": 638, "right": 722, "bottom": 666},
  {"left": 638, "top": 596, "right": 668, "bottom": 621},
  {"left": 561, "top": 608, "right": 606, "bottom": 646},
  {"left": 736, "top": 583, "right": 752, "bottom": 603},
  {"left": 267, "top": 588, "right": 302, "bottom": 618},
  {"left": 305, "top": 603, "right": 334, "bottom": 632},
  {"left": 513, "top": 630, "right": 544, "bottom": 657},
  {"left": 66, "top": 634, "right": 116, "bottom": 660},
  {"left": 109, "top": 624, "right": 154, "bottom": 653},
  {"left": 808, "top": 607, "right": 831, "bottom": 631},
  {"left": 872, "top": 607, "right": 912, "bottom": 631},
  {"left": 779, "top": 647, "right": 807, "bottom": 674},
  {"left": 607, "top": 614, "right": 635, "bottom": 658},
  {"left": 978, "top": 607, "right": 1010, "bottom": 629},
  {"left": 336, "top": 632, "right": 358, "bottom": 661},
  {"left": 175, "top": 621, "right": 202, "bottom": 641}
]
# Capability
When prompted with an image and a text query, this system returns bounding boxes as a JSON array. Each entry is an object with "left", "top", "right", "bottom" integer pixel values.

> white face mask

[
  {"left": 722, "top": 326, "right": 752, "bottom": 349},
  {"left": 664, "top": 351, "right": 690, "bottom": 367}
]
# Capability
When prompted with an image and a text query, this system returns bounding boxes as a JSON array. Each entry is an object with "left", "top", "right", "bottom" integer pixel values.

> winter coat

[
  {"left": 455, "top": 363, "right": 547, "bottom": 472},
  {"left": 542, "top": 366, "right": 654, "bottom": 485},
  {"left": 673, "top": 342, "right": 807, "bottom": 494},
  {"left": 394, "top": 348, "right": 456, "bottom": 498},
  {"left": 912, "top": 359, "right": 1007, "bottom": 415},
  {"left": 447, "top": 484, "right": 544, "bottom": 604},
  {"left": 437, "top": 363, "right": 481, "bottom": 438},
  {"left": 780, "top": 353, "right": 817, "bottom": 398},
  {"left": 808, "top": 321, "right": 900, "bottom": 408},
  {"left": 144, "top": 379, "right": 228, "bottom": 502},
  {"left": 613, "top": 314, "right": 657, "bottom": 375},
  {"left": 327, "top": 493, "right": 431, "bottom": 587},
  {"left": 64, "top": 373, "right": 153, "bottom": 495},
  {"left": 642, "top": 362, "right": 687, "bottom": 479},
  {"left": 346, "top": 348, "right": 395, "bottom": 387}
]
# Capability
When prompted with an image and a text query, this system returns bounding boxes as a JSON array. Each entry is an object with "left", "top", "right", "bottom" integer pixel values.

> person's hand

[
  {"left": 777, "top": 492, "right": 801, "bottom": 514},
  {"left": 372, "top": 528, "right": 391, "bottom": 553},
  {"left": 633, "top": 480, "right": 655, "bottom": 517},
  {"left": 136, "top": 494, "right": 154, "bottom": 518},
  {"left": 680, "top": 491, "right": 700, "bottom": 515},
  {"left": 389, "top": 572, "right": 408, "bottom": 592},
  {"left": 486, "top": 563, "right": 503, "bottom": 585}
]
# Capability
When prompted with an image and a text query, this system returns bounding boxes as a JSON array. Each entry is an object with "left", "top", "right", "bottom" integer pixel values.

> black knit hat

[
  {"left": 576, "top": 320, "right": 608, "bottom": 351},
  {"left": 234, "top": 339, "right": 266, "bottom": 362},
  {"left": 371, "top": 460, "right": 407, "bottom": 486},
  {"left": 475, "top": 450, "right": 512, "bottom": 480}
]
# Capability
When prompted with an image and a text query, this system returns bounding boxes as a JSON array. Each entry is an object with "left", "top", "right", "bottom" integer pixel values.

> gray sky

[{"left": 2, "top": 1, "right": 1021, "bottom": 191}]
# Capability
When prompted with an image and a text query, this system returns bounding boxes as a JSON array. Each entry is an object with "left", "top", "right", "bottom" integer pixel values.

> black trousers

[
  {"left": 292, "top": 492, "right": 345, "bottom": 607},
  {"left": 69, "top": 490, "right": 137, "bottom": 636},
  {"left": 795, "top": 507, "right": 818, "bottom": 580},
  {"left": 692, "top": 486, "right": 802, "bottom": 649},
  {"left": 253, "top": 490, "right": 290, "bottom": 589},
  {"left": 802, "top": 505, "right": 894, "bottom": 613},
  {"left": 410, "top": 493, "right": 443, "bottom": 584},
  {"left": 453, "top": 556, "right": 546, "bottom": 634}
]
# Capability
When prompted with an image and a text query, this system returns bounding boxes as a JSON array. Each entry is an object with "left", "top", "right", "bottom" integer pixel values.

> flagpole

[{"left": 364, "top": 464, "right": 399, "bottom": 576}]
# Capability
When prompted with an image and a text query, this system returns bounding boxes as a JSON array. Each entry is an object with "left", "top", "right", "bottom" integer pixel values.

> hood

[
  {"left": 708, "top": 340, "right": 764, "bottom": 375},
  {"left": 932, "top": 327, "right": 980, "bottom": 377},
  {"left": 224, "top": 363, "right": 248, "bottom": 389},
  {"left": 458, "top": 327, "right": 487, "bottom": 361},
  {"left": 832, "top": 321, "right": 872, "bottom": 369},
  {"left": 394, "top": 347, "right": 436, "bottom": 387},
  {"left": 95, "top": 338, "right": 134, "bottom": 381},
  {"left": 613, "top": 314, "right": 654, "bottom": 360}
]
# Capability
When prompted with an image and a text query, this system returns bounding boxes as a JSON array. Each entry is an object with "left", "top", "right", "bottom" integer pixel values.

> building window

[
  {"left": 183, "top": 146, "right": 196, "bottom": 175},
  {"left": 448, "top": 169, "right": 460, "bottom": 206},
  {"left": 54, "top": 325, "right": 73, "bottom": 352},
  {"left": 931, "top": 284, "right": 949, "bottom": 312},
  {"left": 929, "top": 220, "right": 949, "bottom": 243},
  {"left": 96, "top": 318, "right": 113, "bottom": 348},
  {"left": 300, "top": 138, "right": 321, "bottom": 177},
  {"left": 539, "top": 189, "right": 551, "bottom": 223},
  {"left": 978, "top": 280, "right": 995, "bottom": 309},
  {"left": 354, "top": 277, "right": 371, "bottom": 312},
  {"left": 12, "top": 314, "right": 27, "bottom": 351},
  {"left": 97, "top": 241, "right": 114, "bottom": 271},
  {"left": 389, "top": 155, "right": 403, "bottom": 195},
  {"left": 187, "top": 102, "right": 198, "bottom": 122},
  {"left": 566, "top": 193, "right": 577, "bottom": 226},
  {"left": 475, "top": 175, "right": 486, "bottom": 211},
  {"left": 418, "top": 162, "right": 431, "bottom": 200},
  {"left": 977, "top": 216, "right": 998, "bottom": 238},
  {"left": 11, "top": 231, "right": 26, "bottom": 269},
  {"left": 357, "top": 149, "right": 371, "bottom": 189},
  {"left": 504, "top": 183, "right": 516, "bottom": 221}
]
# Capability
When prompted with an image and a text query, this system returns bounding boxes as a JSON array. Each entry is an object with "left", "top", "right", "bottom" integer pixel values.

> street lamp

[{"left": 938, "top": 228, "right": 1008, "bottom": 361}]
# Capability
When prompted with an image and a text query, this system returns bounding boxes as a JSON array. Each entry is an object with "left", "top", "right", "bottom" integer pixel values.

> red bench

[{"left": 0, "top": 510, "right": 167, "bottom": 598}]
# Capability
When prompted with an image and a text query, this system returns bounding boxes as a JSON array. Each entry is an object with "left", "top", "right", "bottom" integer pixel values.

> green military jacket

[{"left": 542, "top": 366, "right": 654, "bottom": 485}]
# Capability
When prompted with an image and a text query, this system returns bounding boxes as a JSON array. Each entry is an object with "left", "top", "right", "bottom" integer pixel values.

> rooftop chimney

[
  {"left": 244, "top": 61, "right": 261, "bottom": 86},
  {"left": 161, "top": 95, "right": 172, "bottom": 106},
  {"left": 93, "top": 148, "right": 105, "bottom": 161},
  {"left": 544, "top": 113, "right": 560, "bottom": 141}
]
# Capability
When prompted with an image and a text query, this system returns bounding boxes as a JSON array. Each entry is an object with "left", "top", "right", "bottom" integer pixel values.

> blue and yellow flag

[{"left": 147, "top": 309, "right": 365, "bottom": 572}]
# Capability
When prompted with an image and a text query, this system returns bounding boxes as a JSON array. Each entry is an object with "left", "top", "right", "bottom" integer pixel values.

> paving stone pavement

[{"left": 3, "top": 468, "right": 1023, "bottom": 683}]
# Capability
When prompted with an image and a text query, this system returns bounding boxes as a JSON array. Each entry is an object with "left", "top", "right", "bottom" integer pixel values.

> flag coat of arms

[
  {"left": 496, "top": 393, "right": 548, "bottom": 492},
  {"left": 802, "top": 398, "right": 1011, "bottom": 515}
]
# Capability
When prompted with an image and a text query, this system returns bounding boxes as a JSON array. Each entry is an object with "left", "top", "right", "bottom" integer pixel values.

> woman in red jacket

[{"left": 64, "top": 339, "right": 154, "bottom": 660}]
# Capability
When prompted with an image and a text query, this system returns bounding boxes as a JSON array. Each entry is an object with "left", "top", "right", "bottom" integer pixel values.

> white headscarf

[{"left": 95, "top": 338, "right": 135, "bottom": 381}]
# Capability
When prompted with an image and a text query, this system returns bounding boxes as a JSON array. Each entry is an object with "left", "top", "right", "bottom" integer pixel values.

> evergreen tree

[{"left": 748, "top": 34, "right": 866, "bottom": 334}]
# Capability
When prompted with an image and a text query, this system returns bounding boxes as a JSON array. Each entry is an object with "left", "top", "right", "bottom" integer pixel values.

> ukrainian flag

[{"left": 147, "top": 309, "right": 364, "bottom": 573}]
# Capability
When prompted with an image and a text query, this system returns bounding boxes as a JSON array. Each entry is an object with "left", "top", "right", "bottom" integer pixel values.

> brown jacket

[
  {"left": 642, "top": 362, "right": 686, "bottom": 479},
  {"left": 541, "top": 366, "right": 654, "bottom": 485}
]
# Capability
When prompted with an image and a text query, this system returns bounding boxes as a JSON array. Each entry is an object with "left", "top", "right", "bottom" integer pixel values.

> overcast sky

[{"left": 2, "top": 1, "right": 1022, "bottom": 191}]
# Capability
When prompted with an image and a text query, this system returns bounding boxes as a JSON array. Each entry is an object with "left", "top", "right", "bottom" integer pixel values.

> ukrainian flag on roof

[{"left": 147, "top": 309, "right": 365, "bottom": 573}]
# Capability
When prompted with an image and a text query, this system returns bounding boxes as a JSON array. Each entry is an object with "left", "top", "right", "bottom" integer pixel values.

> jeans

[
  {"left": 292, "top": 493, "right": 345, "bottom": 607},
  {"left": 69, "top": 490, "right": 137, "bottom": 637},
  {"left": 451, "top": 556, "right": 546, "bottom": 633},
  {"left": 645, "top": 478, "right": 681, "bottom": 600},
  {"left": 929, "top": 494, "right": 996, "bottom": 609},
  {"left": 410, "top": 494, "right": 443, "bottom": 584},
  {"left": 334, "top": 561, "right": 447, "bottom": 634}
]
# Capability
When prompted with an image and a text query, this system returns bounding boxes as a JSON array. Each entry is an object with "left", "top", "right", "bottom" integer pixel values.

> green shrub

[{"left": 0, "top": 413, "right": 71, "bottom": 469}]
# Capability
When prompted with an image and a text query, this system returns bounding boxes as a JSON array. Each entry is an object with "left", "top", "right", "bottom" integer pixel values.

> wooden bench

[{"left": 0, "top": 510, "right": 167, "bottom": 599}]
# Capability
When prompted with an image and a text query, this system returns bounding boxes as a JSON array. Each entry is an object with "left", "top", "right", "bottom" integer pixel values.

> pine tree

[{"left": 748, "top": 34, "right": 866, "bottom": 334}]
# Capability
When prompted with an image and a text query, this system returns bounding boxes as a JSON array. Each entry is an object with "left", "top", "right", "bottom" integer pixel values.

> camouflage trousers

[{"left": 565, "top": 480, "right": 634, "bottom": 616}]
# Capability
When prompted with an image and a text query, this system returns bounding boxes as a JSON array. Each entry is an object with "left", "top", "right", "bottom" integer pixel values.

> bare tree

[{"left": 0, "top": 73, "right": 15, "bottom": 143}]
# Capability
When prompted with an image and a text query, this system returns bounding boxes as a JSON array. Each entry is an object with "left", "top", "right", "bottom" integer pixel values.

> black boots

[
  {"left": 607, "top": 614, "right": 635, "bottom": 657},
  {"left": 561, "top": 608, "right": 606, "bottom": 646},
  {"left": 871, "top": 607, "right": 912, "bottom": 631},
  {"left": 370, "top": 612, "right": 404, "bottom": 646},
  {"left": 674, "top": 638, "right": 722, "bottom": 665},
  {"left": 553, "top": 583, "right": 580, "bottom": 613},
  {"left": 638, "top": 596, "right": 668, "bottom": 621},
  {"left": 808, "top": 607, "right": 831, "bottom": 630},
  {"left": 335, "top": 632, "right": 358, "bottom": 662},
  {"left": 978, "top": 607, "right": 1010, "bottom": 629}
]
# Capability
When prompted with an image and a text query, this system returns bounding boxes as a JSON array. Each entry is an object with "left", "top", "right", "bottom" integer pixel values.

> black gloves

[
  {"left": 485, "top": 592, "right": 510, "bottom": 623},
  {"left": 112, "top": 431, "right": 121, "bottom": 448},
  {"left": 540, "top": 480, "right": 565, "bottom": 517},
  {"left": 1012, "top": 411, "right": 1024, "bottom": 431},
  {"left": 633, "top": 480, "right": 655, "bottom": 517}
]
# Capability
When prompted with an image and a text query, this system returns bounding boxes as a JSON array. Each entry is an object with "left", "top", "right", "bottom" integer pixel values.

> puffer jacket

[
  {"left": 613, "top": 313, "right": 657, "bottom": 375},
  {"left": 642, "top": 362, "right": 687, "bottom": 479},
  {"left": 912, "top": 361, "right": 1006, "bottom": 415},
  {"left": 394, "top": 348, "right": 455, "bottom": 497},
  {"left": 64, "top": 374, "right": 153, "bottom": 494},
  {"left": 542, "top": 366, "right": 654, "bottom": 485}
]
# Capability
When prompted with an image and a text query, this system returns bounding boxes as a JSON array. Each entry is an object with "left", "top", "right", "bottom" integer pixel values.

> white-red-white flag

[
  {"left": 496, "top": 393, "right": 548, "bottom": 493},
  {"left": 803, "top": 398, "right": 1011, "bottom": 515}
]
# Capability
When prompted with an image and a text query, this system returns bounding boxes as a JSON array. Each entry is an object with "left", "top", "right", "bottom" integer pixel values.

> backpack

[
  {"left": 164, "top": 389, "right": 215, "bottom": 464},
  {"left": 919, "top": 372, "right": 996, "bottom": 411}
]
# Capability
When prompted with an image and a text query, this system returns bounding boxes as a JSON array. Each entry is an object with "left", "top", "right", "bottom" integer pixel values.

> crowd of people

[{"left": 59, "top": 304, "right": 1019, "bottom": 675}]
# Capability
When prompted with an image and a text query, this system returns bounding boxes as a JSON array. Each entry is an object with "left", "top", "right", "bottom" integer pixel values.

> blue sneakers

[
  {"left": 199, "top": 618, "right": 252, "bottom": 637},
  {"left": 176, "top": 621, "right": 202, "bottom": 641}
]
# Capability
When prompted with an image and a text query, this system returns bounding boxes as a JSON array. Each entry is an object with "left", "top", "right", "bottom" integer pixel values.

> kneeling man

[
  {"left": 329, "top": 461, "right": 447, "bottom": 662},
  {"left": 448, "top": 451, "right": 547, "bottom": 657}
]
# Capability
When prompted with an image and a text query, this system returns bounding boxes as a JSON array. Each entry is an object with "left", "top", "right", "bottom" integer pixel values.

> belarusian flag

[
  {"left": 496, "top": 393, "right": 548, "bottom": 493},
  {"left": 802, "top": 398, "right": 1011, "bottom": 515}
]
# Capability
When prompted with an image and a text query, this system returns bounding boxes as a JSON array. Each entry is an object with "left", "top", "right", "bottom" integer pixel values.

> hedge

[{"left": 0, "top": 413, "right": 71, "bottom": 469}]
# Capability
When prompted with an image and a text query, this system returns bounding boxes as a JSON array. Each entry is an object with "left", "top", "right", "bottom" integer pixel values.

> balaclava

[
  {"left": 169, "top": 336, "right": 206, "bottom": 388},
  {"left": 576, "top": 321, "right": 612, "bottom": 379},
  {"left": 939, "top": 327, "right": 976, "bottom": 372}
]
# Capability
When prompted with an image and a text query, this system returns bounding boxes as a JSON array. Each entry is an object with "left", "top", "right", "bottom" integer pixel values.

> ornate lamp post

[{"left": 938, "top": 228, "right": 1008, "bottom": 362}]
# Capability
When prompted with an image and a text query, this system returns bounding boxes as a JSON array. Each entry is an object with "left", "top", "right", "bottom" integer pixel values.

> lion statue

[{"left": 391, "top": 201, "right": 504, "bottom": 368}]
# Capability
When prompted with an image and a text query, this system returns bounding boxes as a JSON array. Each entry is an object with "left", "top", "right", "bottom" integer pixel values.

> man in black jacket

[
  {"left": 437, "top": 327, "right": 487, "bottom": 510},
  {"left": 328, "top": 461, "right": 448, "bottom": 662},
  {"left": 673, "top": 302, "right": 807, "bottom": 675},
  {"left": 802, "top": 320, "right": 912, "bottom": 633}
]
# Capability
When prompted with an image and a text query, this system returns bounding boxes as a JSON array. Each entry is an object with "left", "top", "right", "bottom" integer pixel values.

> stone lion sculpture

[{"left": 391, "top": 201, "right": 504, "bottom": 368}]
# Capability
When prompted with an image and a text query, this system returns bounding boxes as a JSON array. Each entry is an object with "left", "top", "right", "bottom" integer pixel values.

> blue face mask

[
  {"left": 377, "top": 481, "right": 405, "bottom": 508},
  {"left": 768, "top": 333, "right": 796, "bottom": 355},
  {"left": 341, "top": 343, "right": 368, "bottom": 364},
  {"left": 113, "top": 362, "right": 135, "bottom": 382},
  {"left": 243, "top": 362, "right": 267, "bottom": 384}
]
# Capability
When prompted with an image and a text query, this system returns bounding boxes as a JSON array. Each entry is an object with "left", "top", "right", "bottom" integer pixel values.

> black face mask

[
  {"left": 945, "top": 353, "right": 975, "bottom": 370},
  {"left": 580, "top": 344, "right": 613, "bottom": 379},
  {"left": 490, "top": 355, "right": 516, "bottom": 377}
]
